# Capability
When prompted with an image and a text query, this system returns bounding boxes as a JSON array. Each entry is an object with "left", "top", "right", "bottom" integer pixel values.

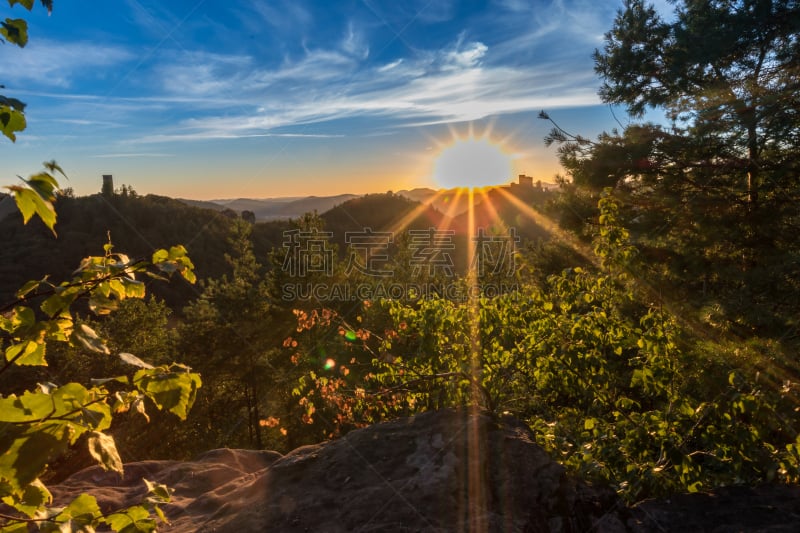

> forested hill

[
  {"left": 0, "top": 192, "right": 431, "bottom": 308},
  {"left": 322, "top": 188, "right": 552, "bottom": 241},
  {"left": 0, "top": 193, "right": 237, "bottom": 308},
  {"left": 3, "top": 189, "right": 552, "bottom": 309},
  {"left": 320, "top": 193, "right": 448, "bottom": 244}
]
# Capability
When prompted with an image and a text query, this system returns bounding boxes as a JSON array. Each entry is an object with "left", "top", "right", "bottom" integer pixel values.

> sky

[{"left": 1, "top": 0, "right": 664, "bottom": 199}]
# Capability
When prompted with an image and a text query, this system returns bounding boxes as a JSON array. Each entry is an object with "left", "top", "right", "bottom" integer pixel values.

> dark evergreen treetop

[{"left": 595, "top": 0, "right": 800, "bottom": 207}]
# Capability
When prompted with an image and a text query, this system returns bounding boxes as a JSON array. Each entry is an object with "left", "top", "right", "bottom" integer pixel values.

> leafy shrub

[
  {"left": 1, "top": 167, "right": 201, "bottom": 531},
  {"left": 283, "top": 192, "right": 800, "bottom": 502}
]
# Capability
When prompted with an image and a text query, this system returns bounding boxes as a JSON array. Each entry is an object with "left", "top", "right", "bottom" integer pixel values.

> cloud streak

[
  {"left": 12, "top": 1, "right": 609, "bottom": 166},
  {"left": 120, "top": 32, "right": 600, "bottom": 143},
  {"left": 90, "top": 152, "right": 175, "bottom": 158},
  {"left": 0, "top": 40, "right": 134, "bottom": 88}
]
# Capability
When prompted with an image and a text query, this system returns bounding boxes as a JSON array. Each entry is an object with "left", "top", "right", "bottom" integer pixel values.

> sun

[{"left": 433, "top": 136, "right": 513, "bottom": 189}]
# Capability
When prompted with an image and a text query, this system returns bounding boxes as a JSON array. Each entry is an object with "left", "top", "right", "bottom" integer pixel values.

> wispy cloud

[
  {"left": 341, "top": 20, "right": 370, "bottom": 60},
  {"left": 90, "top": 152, "right": 174, "bottom": 158},
  {"left": 491, "top": 0, "right": 531, "bottom": 13},
  {"left": 377, "top": 58, "right": 404, "bottom": 72},
  {"left": 154, "top": 51, "right": 253, "bottom": 96},
  {"left": 13, "top": 2, "right": 606, "bottom": 151},
  {"left": 129, "top": 132, "right": 344, "bottom": 143},
  {"left": 486, "top": 0, "right": 616, "bottom": 65},
  {"left": 52, "top": 118, "right": 123, "bottom": 127},
  {"left": 123, "top": 0, "right": 183, "bottom": 40},
  {"left": 0, "top": 40, "right": 134, "bottom": 88},
  {"left": 442, "top": 39, "right": 488, "bottom": 70},
  {"left": 249, "top": 0, "right": 313, "bottom": 31},
  {"left": 362, "top": 0, "right": 456, "bottom": 26},
  {"left": 125, "top": 33, "right": 600, "bottom": 143}
]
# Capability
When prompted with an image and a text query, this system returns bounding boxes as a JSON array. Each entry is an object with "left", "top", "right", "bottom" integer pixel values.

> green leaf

[
  {"left": 41, "top": 288, "right": 80, "bottom": 318},
  {"left": 55, "top": 493, "right": 102, "bottom": 528},
  {"left": 44, "top": 316, "right": 73, "bottom": 342},
  {"left": 7, "top": 383, "right": 112, "bottom": 437},
  {"left": 0, "top": 391, "right": 54, "bottom": 423},
  {"left": 103, "top": 506, "right": 156, "bottom": 533},
  {"left": 9, "top": 1, "right": 36, "bottom": 11},
  {"left": 152, "top": 505, "right": 168, "bottom": 525},
  {"left": 121, "top": 279, "right": 146, "bottom": 299},
  {"left": 42, "top": 160, "right": 67, "bottom": 179},
  {"left": 15, "top": 279, "right": 40, "bottom": 299},
  {"left": 150, "top": 249, "right": 168, "bottom": 264},
  {"left": 181, "top": 268, "right": 197, "bottom": 284},
  {"left": 0, "top": 18, "right": 28, "bottom": 47},
  {"left": 86, "top": 431, "right": 123, "bottom": 474},
  {"left": 5, "top": 341, "right": 46, "bottom": 367},
  {"left": 24, "top": 172, "right": 58, "bottom": 197},
  {"left": 8, "top": 187, "right": 56, "bottom": 235},
  {"left": 80, "top": 400, "right": 113, "bottom": 434},
  {"left": 0, "top": 522, "right": 29, "bottom": 533},
  {"left": 0, "top": 95, "right": 26, "bottom": 111},
  {"left": 134, "top": 368, "right": 201, "bottom": 420},
  {"left": 24, "top": 172, "right": 59, "bottom": 201},
  {"left": 108, "top": 279, "right": 126, "bottom": 299},
  {"left": 1, "top": 478, "right": 51, "bottom": 518},
  {"left": 0, "top": 105, "right": 26, "bottom": 141},
  {"left": 8, "top": 306, "right": 35, "bottom": 331},
  {"left": 0, "top": 422, "right": 71, "bottom": 492},
  {"left": 152, "top": 246, "right": 196, "bottom": 284},
  {"left": 143, "top": 479, "right": 171, "bottom": 503}
]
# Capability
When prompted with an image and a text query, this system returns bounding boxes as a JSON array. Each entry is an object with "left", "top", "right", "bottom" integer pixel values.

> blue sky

[{"left": 1, "top": 0, "right": 661, "bottom": 199}]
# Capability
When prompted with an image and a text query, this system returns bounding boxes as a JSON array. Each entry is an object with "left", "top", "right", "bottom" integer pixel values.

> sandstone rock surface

[{"left": 50, "top": 409, "right": 800, "bottom": 532}]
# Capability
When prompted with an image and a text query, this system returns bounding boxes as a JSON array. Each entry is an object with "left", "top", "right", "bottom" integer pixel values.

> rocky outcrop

[
  {"left": 50, "top": 409, "right": 800, "bottom": 532},
  {"left": 629, "top": 484, "right": 800, "bottom": 532}
]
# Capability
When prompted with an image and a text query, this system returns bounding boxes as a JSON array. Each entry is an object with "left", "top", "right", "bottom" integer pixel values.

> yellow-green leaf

[
  {"left": 134, "top": 368, "right": 201, "bottom": 421},
  {"left": 0, "top": 521, "right": 29, "bottom": 533},
  {"left": 24, "top": 172, "right": 58, "bottom": 201},
  {"left": 102, "top": 505, "right": 155, "bottom": 533},
  {"left": 1, "top": 478, "right": 52, "bottom": 518},
  {"left": 56, "top": 493, "right": 102, "bottom": 528},
  {"left": 0, "top": 422, "right": 71, "bottom": 492},
  {"left": 4, "top": 341, "right": 46, "bottom": 367},
  {"left": 8, "top": 187, "right": 56, "bottom": 235},
  {"left": 143, "top": 479, "right": 171, "bottom": 503},
  {"left": 0, "top": 391, "right": 53, "bottom": 423},
  {"left": 8, "top": 1, "right": 36, "bottom": 11},
  {"left": 14, "top": 279, "right": 40, "bottom": 299}
]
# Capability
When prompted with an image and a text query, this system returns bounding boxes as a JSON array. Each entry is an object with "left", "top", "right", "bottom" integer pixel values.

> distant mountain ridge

[
  {"left": 0, "top": 186, "right": 555, "bottom": 307},
  {"left": 179, "top": 182, "right": 558, "bottom": 222},
  {"left": 179, "top": 195, "right": 359, "bottom": 221}
]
